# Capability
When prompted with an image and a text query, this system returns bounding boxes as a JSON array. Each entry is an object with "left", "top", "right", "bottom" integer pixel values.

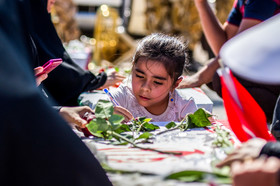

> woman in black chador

[
  {"left": 0, "top": 0, "right": 112, "bottom": 185},
  {"left": 28, "top": 0, "right": 124, "bottom": 106}
]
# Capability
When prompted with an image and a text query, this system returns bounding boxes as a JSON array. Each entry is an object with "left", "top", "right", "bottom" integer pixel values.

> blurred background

[{"left": 51, "top": 0, "right": 234, "bottom": 120}]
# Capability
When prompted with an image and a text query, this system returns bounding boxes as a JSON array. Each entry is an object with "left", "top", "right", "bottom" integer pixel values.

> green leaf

[
  {"left": 109, "top": 114, "right": 124, "bottom": 124},
  {"left": 113, "top": 133, "right": 133, "bottom": 142},
  {"left": 114, "top": 124, "right": 131, "bottom": 134},
  {"left": 187, "top": 108, "right": 212, "bottom": 129},
  {"left": 165, "top": 170, "right": 231, "bottom": 184},
  {"left": 111, "top": 141, "right": 129, "bottom": 145},
  {"left": 87, "top": 118, "right": 110, "bottom": 133},
  {"left": 137, "top": 117, "right": 147, "bottom": 123},
  {"left": 142, "top": 122, "right": 160, "bottom": 131},
  {"left": 143, "top": 118, "right": 152, "bottom": 123},
  {"left": 95, "top": 100, "right": 114, "bottom": 119},
  {"left": 136, "top": 132, "right": 153, "bottom": 140},
  {"left": 165, "top": 122, "right": 176, "bottom": 129}
]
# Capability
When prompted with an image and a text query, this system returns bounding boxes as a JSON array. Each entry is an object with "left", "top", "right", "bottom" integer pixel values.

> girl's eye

[
  {"left": 154, "top": 81, "right": 163, "bottom": 85},
  {"left": 136, "top": 74, "right": 144, "bottom": 78}
]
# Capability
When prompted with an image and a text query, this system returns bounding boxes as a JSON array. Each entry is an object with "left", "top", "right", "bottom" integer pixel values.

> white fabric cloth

[
  {"left": 220, "top": 14, "right": 280, "bottom": 84},
  {"left": 110, "top": 80, "right": 198, "bottom": 122}
]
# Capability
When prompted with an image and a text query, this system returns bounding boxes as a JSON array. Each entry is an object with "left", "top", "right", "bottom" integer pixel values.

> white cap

[{"left": 220, "top": 14, "right": 280, "bottom": 85}]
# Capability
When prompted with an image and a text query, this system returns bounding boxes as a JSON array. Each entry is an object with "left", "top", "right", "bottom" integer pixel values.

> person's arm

[
  {"left": 194, "top": 0, "right": 232, "bottom": 55},
  {"left": 194, "top": 0, "right": 261, "bottom": 56},
  {"left": 29, "top": 0, "right": 123, "bottom": 106},
  {"left": 178, "top": 57, "right": 220, "bottom": 88}
]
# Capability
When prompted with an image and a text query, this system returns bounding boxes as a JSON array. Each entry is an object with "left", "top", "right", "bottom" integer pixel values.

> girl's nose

[{"left": 140, "top": 81, "right": 151, "bottom": 92}]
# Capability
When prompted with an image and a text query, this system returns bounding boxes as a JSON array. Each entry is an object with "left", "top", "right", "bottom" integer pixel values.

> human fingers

[
  {"left": 177, "top": 79, "right": 192, "bottom": 89},
  {"left": 216, "top": 151, "right": 243, "bottom": 168},
  {"left": 78, "top": 106, "right": 94, "bottom": 116},
  {"left": 72, "top": 115, "right": 88, "bottom": 128},
  {"left": 34, "top": 67, "right": 48, "bottom": 86},
  {"left": 34, "top": 66, "right": 44, "bottom": 75},
  {"left": 177, "top": 77, "right": 199, "bottom": 89},
  {"left": 36, "top": 73, "right": 48, "bottom": 86},
  {"left": 114, "top": 106, "right": 134, "bottom": 122},
  {"left": 60, "top": 107, "right": 93, "bottom": 128},
  {"left": 231, "top": 157, "right": 280, "bottom": 186},
  {"left": 262, "top": 156, "right": 280, "bottom": 172}
]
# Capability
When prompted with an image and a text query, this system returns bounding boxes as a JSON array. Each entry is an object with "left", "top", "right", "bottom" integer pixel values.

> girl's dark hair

[{"left": 132, "top": 33, "right": 189, "bottom": 84}]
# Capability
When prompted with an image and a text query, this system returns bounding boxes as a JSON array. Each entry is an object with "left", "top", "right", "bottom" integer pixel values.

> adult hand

[
  {"left": 34, "top": 66, "right": 48, "bottom": 86},
  {"left": 177, "top": 75, "right": 201, "bottom": 89},
  {"left": 114, "top": 106, "right": 134, "bottom": 123},
  {"left": 59, "top": 106, "right": 94, "bottom": 128},
  {"left": 231, "top": 157, "right": 280, "bottom": 186},
  {"left": 216, "top": 138, "right": 267, "bottom": 168},
  {"left": 177, "top": 57, "right": 220, "bottom": 89},
  {"left": 99, "top": 69, "right": 126, "bottom": 89}
]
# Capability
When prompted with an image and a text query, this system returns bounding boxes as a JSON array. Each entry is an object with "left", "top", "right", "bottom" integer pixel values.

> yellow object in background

[{"left": 92, "top": 5, "right": 119, "bottom": 66}]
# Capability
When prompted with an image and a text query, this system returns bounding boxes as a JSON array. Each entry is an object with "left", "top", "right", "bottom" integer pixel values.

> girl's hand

[
  {"left": 59, "top": 106, "right": 95, "bottom": 128},
  {"left": 34, "top": 67, "right": 48, "bottom": 86},
  {"left": 113, "top": 106, "right": 134, "bottom": 123}
]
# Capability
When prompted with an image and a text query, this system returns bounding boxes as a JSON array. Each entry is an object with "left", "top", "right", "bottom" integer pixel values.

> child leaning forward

[{"left": 110, "top": 33, "right": 198, "bottom": 122}]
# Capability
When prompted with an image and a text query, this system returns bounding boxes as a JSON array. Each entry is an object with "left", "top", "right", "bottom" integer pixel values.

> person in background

[
  {"left": 178, "top": 0, "right": 280, "bottom": 122},
  {"left": 29, "top": 0, "right": 125, "bottom": 107},
  {"left": 35, "top": 66, "right": 131, "bottom": 127},
  {"left": 0, "top": 0, "right": 112, "bottom": 185},
  {"left": 215, "top": 11, "right": 280, "bottom": 185},
  {"left": 109, "top": 33, "right": 198, "bottom": 121}
]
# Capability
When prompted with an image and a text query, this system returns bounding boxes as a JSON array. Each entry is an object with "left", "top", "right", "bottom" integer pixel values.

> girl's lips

[{"left": 139, "top": 95, "right": 150, "bottom": 101}]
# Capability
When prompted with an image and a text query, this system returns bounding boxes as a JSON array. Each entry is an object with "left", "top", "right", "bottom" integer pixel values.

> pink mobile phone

[{"left": 36, "top": 58, "right": 62, "bottom": 77}]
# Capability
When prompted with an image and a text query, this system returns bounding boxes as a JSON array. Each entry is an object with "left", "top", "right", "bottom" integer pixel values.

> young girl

[{"left": 110, "top": 33, "right": 198, "bottom": 122}]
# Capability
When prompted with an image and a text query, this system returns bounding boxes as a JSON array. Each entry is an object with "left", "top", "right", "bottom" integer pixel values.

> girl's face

[
  {"left": 132, "top": 59, "right": 176, "bottom": 115},
  {"left": 47, "top": 0, "right": 56, "bottom": 13}
]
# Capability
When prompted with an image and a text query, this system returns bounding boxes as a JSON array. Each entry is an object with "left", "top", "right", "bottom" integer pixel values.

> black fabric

[
  {"left": 271, "top": 96, "right": 280, "bottom": 140},
  {"left": 28, "top": 0, "right": 107, "bottom": 106},
  {"left": 208, "top": 70, "right": 280, "bottom": 123},
  {"left": 53, "top": 106, "right": 63, "bottom": 112},
  {"left": 260, "top": 142, "right": 280, "bottom": 158},
  {"left": 0, "top": 0, "right": 112, "bottom": 185}
]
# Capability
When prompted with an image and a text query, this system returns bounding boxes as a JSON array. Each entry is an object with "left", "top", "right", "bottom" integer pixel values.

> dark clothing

[
  {"left": 261, "top": 96, "right": 280, "bottom": 157},
  {"left": 227, "top": 0, "right": 280, "bottom": 26},
  {"left": 208, "top": 71, "right": 280, "bottom": 123},
  {"left": 0, "top": 0, "right": 112, "bottom": 185},
  {"left": 271, "top": 96, "right": 280, "bottom": 140},
  {"left": 260, "top": 141, "right": 280, "bottom": 158},
  {"left": 207, "top": 1, "right": 280, "bottom": 123},
  {"left": 29, "top": 0, "right": 107, "bottom": 106}
]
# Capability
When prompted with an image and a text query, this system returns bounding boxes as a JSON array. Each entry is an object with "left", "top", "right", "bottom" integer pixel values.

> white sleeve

[{"left": 110, "top": 84, "right": 130, "bottom": 108}]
